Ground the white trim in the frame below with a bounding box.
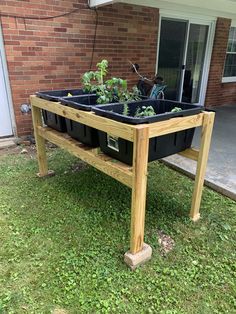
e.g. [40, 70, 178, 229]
[222, 26, 236, 82]
[160, 9, 217, 24]
[222, 76, 236, 83]
[89, 0, 115, 7]
[231, 20, 236, 27]
[198, 20, 216, 106]
[155, 15, 162, 75]
[0, 24, 16, 136]
[93, 0, 236, 20]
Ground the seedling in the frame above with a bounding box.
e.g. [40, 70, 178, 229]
[135, 106, 156, 117]
[122, 87, 142, 116]
[171, 107, 182, 113]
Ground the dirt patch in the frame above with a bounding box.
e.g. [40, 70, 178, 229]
[70, 161, 89, 172]
[0, 143, 58, 158]
[0, 144, 37, 157]
[158, 230, 175, 256]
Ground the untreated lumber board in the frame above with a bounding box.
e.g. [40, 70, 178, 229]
[30, 95, 134, 141]
[37, 126, 133, 188]
[31, 105, 48, 176]
[148, 113, 203, 138]
[130, 126, 149, 254]
[178, 148, 199, 161]
[190, 112, 215, 221]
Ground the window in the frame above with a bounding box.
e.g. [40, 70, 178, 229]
[223, 27, 236, 82]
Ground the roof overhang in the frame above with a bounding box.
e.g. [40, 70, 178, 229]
[89, 0, 236, 20]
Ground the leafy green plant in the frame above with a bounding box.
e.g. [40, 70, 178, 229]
[81, 59, 108, 93]
[122, 87, 142, 116]
[122, 103, 129, 116]
[82, 60, 141, 105]
[171, 107, 182, 113]
[97, 59, 108, 85]
[135, 105, 156, 117]
[97, 77, 127, 105]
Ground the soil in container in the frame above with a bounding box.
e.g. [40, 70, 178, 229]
[93, 99, 203, 165]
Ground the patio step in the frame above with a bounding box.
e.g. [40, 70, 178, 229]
[0, 138, 16, 150]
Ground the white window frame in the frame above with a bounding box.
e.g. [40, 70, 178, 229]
[222, 21, 236, 83]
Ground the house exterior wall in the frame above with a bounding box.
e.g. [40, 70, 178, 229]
[0, 1, 158, 136]
[0, 1, 235, 136]
[205, 17, 236, 107]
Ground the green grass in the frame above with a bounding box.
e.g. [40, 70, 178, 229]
[0, 148, 235, 313]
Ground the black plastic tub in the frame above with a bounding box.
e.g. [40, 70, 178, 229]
[60, 94, 99, 111]
[60, 95, 100, 147]
[36, 88, 87, 101]
[36, 89, 90, 132]
[93, 99, 203, 165]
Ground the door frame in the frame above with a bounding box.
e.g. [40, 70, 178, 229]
[0, 23, 16, 137]
[156, 10, 216, 106]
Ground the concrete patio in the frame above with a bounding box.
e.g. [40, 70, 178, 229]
[164, 104, 236, 201]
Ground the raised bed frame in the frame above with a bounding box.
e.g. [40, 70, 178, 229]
[30, 95, 215, 269]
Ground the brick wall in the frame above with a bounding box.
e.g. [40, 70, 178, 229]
[2, 1, 235, 136]
[0, 1, 159, 136]
[205, 17, 236, 107]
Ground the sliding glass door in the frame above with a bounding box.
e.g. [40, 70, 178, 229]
[157, 17, 211, 105]
[158, 19, 188, 101]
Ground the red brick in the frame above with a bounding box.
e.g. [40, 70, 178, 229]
[0, 1, 156, 136]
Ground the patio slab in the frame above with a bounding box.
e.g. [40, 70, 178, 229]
[0, 138, 16, 150]
[163, 104, 236, 201]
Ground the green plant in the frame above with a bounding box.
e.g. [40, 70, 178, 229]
[122, 103, 129, 116]
[120, 87, 142, 116]
[81, 59, 108, 93]
[171, 107, 182, 113]
[82, 60, 141, 105]
[97, 77, 127, 105]
[135, 105, 156, 117]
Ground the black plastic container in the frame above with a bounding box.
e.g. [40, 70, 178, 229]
[36, 89, 87, 101]
[94, 99, 203, 165]
[41, 110, 67, 132]
[60, 95, 100, 147]
[60, 95, 99, 111]
[36, 89, 90, 132]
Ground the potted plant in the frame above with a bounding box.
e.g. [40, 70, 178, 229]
[60, 60, 141, 147]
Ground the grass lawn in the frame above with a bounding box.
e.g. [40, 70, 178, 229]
[0, 147, 235, 313]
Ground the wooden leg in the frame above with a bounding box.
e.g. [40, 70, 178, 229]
[130, 127, 149, 253]
[31, 105, 52, 177]
[190, 112, 215, 221]
[124, 126, 152, 269]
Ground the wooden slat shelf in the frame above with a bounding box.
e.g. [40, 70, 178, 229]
[30, 95, 215, 268]
[37, 126, 133, 188]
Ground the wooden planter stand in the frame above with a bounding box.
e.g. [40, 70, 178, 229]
[30, 95, 215, 269]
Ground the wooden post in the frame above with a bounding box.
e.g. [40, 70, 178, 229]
[124, 126, 152, 269]
[190, 111, 215, 221]
[31, 104, 51, 177]
[130, 126, 149, 254]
